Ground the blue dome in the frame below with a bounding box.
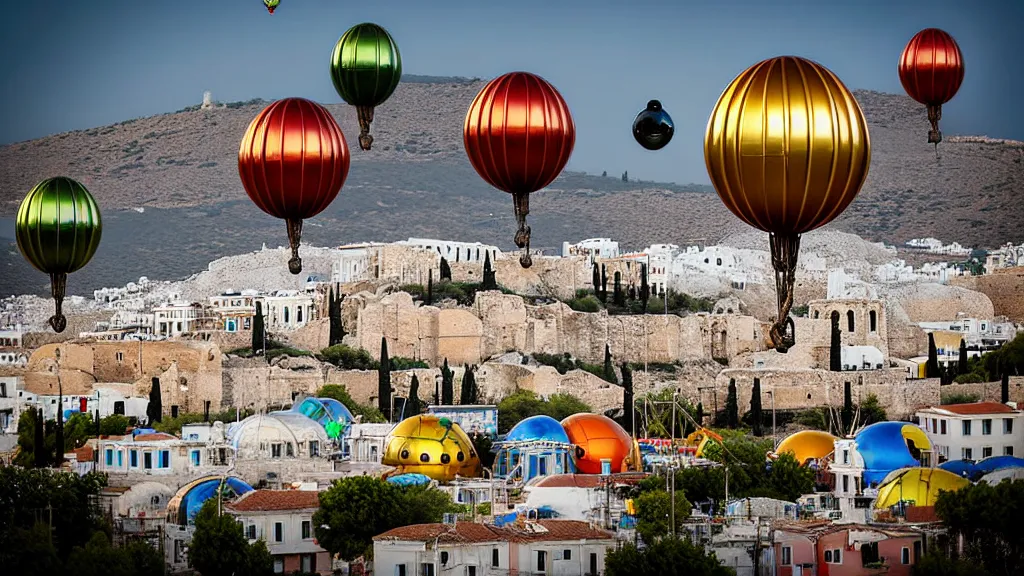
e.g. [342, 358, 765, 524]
[855, 422, 931, 486]
[505, 415, 571, 444]
[285, 397, 356, 437]
[386, 473, 433, 487]
[941, 456, 1024, 480]
[175, 476, 253, 525]
[939, 460, 975, 478]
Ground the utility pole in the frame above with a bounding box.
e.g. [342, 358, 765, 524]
[768, 389, 777, 449]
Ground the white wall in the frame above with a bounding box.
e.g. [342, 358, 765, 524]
[918, 410, 1023, 462]
[374, 539, 611, 576]
[234, 509, 323, 556]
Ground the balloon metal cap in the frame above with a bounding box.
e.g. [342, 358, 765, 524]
[646, 100, 662, 111]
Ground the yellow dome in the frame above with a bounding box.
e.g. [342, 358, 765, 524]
[774, 430, 837, 466]
[874, 467, 968, 509]
[382, 415, 482, 482]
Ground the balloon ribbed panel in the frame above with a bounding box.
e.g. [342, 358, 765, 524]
[16, 176, 102, 274]
[898, 28, 965, 106]
[704, 56, 871, 235]
[464, 72, 575, 195]
[238, 98, 350, 220]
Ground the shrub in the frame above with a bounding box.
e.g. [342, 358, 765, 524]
[318, 345, 379, 370]
[941, 392, 980, 405]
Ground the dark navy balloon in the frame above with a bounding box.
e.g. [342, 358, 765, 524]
[632, 100, 674, 151]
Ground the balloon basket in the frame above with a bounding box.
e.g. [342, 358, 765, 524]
[286, 218, 304, 275]
[768, 233, 800, 352]
[512, 192, 532, 269]
[49, 272, 68, 333]
[357, 105, 375, 151]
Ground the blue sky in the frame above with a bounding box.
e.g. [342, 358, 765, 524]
[0, 0, 1019, 184]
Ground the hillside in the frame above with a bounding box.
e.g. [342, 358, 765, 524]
[1, 76, 1021, 296]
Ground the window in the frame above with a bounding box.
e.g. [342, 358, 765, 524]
[901, 547, 910, 565]
[932, 418, 938, 433]
[272, 443, 282, 458]
[983, 419, 992, 435]
[861, 542, 880, 565]
[117, 451, 123, 467]
[301, 520, 311, 539]
[1005, 418, 1014, 434]
[781, 546, 792, 565]
[246, 524, 257, 539]
[492, 548, 499, 567]
[284, 308, 290, 324]
[116, 352, 124, 363]
[1006, 446, 1015, 456]
[842, 475, 849, 493]
[537, 550, 547, 572]
[420, 564, 435, 576]
[983, 447, 993, 458]
[114, 401, 125, 415]
[843, 450, 850, 464]
[273, 558, 284, 574]
[171, 406, 179, 418]
[832, 549, 842, 564]
[130, 450, 138, 468]
[297, 307, 303, 323]
[869, 310, 877, 332]
[105, 449, 113, 466]
[466, 567, 476, 576]
[440, 552, 449, 565]
[158, 450, 169, 468]
[274, 522, 283, 542]
[144, 452, 153, 469]
[847, 310, 855, 332]
[563, 549, 572, 560]
[962, 421, 972, 436]
[824, 550, 832, 562]
[396, 566, 407, 576]
[191, 450, 201, 466]
[941, 420, 947, 434]
[300, 554, 314, 573]
[589, 553, 598, 576]
[286, 443, 294, 457]
[962, 448, 973, 460]
[310, 441, 320, 457]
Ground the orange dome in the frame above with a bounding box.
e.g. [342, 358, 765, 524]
[561, 413, 633, 474]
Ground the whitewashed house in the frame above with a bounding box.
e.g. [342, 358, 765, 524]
[562, 238, 620, 260]
[331, 243, 385, 283]
[261, 290, 315, 330]
[153, 301, 203, 337]
[0, 376, 21, 433]
[208, 290, 259, 332]
[400, 238, 500, 264]
[916, 402, 1023, 462]
[373, 520, 615, 576]
[226, 489, 331, 575]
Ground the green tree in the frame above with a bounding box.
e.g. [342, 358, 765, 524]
[471, 433, 495, 469]
[606, 537, 735, 576]
[621, 363, 635, 434]
[725, 380, 739, 429]
[640, 263, 649, 312]
[378, 337, 392, 420]
[66, 531, 164, 576]
[841, 381, 853, 433]
[439, 257, 452, 281]
[496, 390, 591, 434]
[829, 312, 841, 371]
[319, 344, 378, 370]
[912, 551, 988, 576]
[314, 477, 455, 561]
[749, 378, 763, 437]
[317, 384, 386, 423]
[426, 269, 433, 305]
[481, 251, 497, 290]
[592, 263, 601, 295]
[934, 479, 1024, 576]
[601, 264, 608, 303]
[460, 365, 479, 405]
[859, 394, 888, 426]
[252, 300, 266, 356]
[189, 499, 267, 576]
[328, 285, 345, 346]
[441, 359, 454, 405]
[406, 374, 423, 416]
[958, 339, 968, 375]
[763, 453, 815, 501]
[613, 271, 625, 306]
[99, 414, 130, 435]
[5, 522, 61, 575]
[927, 332, 940, 378]
[603, 344, 618, 385]
[634, 489, 691, 543]
[240, 539, 275, 576]
[146, 377, 162, 425]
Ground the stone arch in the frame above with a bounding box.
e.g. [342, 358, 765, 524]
[847, 310, 855, 332]
[869, 310, 877, 333]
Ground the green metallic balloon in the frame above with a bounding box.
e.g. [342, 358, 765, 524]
[329, 22, 402, 151]
[16, 176, 102, 333]
[264, 0, 279, 14]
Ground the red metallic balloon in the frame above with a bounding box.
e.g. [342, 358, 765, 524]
[239, 98, 350, 274]
[898, 28, 965, 145]
[464, 72, 575, 268]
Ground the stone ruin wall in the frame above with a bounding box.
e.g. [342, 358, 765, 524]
[950, 268, 1024, 323]
[939, 377, 1024, 407]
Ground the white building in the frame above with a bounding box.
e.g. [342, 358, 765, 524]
[918, 317, 1017, 352]
[209, 290, 259, 333]
[261, 291, 316, 331]
[0, 376, 21, 434]
[397, 238, 501, 265]
[0, 350, 28, 367]
[229, 412, 332, 463]
[96, 430, 233, 478]
[839, 346, 885, 371]
[331, 243, 386, 284]
[562, 238, 619, 260]
[373, 519, 615, 576]
[153, 301, 203, 337]
[19, 384, 149, 423]
[0, 323, 24, 347]
[671, 244, 768, 293]
[226, 489, 331, 575]
[344, 422, 392, 463]
[826, 438, 877, 524]
[985, 242, 1024, 270]
[916, 402, 1023, 462]
[874, 259, 918, 283]
[826, 268, 877, 300]
[905, 238, 971, 256]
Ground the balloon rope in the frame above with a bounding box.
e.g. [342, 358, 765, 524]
[769, 233, 800, 352]
[356, 105, 375, 151]
[927, 104, 942, 146]
[286, 218, 304, 275]
[512, 192, 533, 268]
[49, 272, 68, 333]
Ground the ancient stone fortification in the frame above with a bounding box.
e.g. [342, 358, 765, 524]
[940, 377, 1024, 407]
[807, 299, 889, 357]
[24, 341, 223, 415]
[950, 268, 1024, 322]
[347, 291, 764, 368]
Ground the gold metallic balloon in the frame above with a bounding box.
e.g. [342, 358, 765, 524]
[16, 176, 102, 333]
[704, 56, 870, 351]
[382, 415, 482, 482]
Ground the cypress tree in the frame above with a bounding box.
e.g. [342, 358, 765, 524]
[426, 269, 434, 305]
[600, 264, 608, 303]
[328, 285, 344, 346]
[725, 379, 739, 429]
[603, 344, 618, 385]
[434, 377, 440, 406]
[696, 402, 705, 427]
[482, 251, 497, 290]
[613, 271, 625, 306]
[640, 263, 649, 312]
[54, 404, 64, 467]
[621, 362, 634, 434]
[750, 378, 763, 436]
[926, 332, 940, 379]
[592, 263, 601, 295]
[830, 312, 842, 372]
[958, 339, 968, 375]
[460, 365, 478, 405]
[440, 257, 452, 281]
[147, 377, 162, 424]
[407, 374, 423, 416]
[33, 408, 46, 468]
[441, 359, 454, 405]
[842, 381, 854, 434]
[378, 337, 391, 420]
[1001, 371, 1010, 404]
[252, 301, 266, 356]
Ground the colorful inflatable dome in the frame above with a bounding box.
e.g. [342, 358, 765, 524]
[561, 413, 637, 474]
[166, 475, 254, 526]
[386, 473, 433, 487]
[382, 414, 482, 482]
[506, 415, 572, 444]
[939, 455, 1024, 481]
[773, 430, 837, 466]
[873, 467, 968, 509]
[855, 422, 931, 486]
[495, 415, 576, 481]
[290, 396, 355, 439]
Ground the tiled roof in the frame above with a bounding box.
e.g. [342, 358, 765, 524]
[934, 402, 1016, 415]
[225, 490, 321, 512]
[904, 506, 940, 524]
[374, 520, 614, 544]
[73, 445, 94, 462]
[133, 433, 179, 442]
[772, 519, 920, 538]
[530, 473, 648, 489]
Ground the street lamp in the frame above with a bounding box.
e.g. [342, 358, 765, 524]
[767, 389, 777, 449]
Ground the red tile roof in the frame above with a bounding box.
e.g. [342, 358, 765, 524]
[530, 473, 648, 489]
[225, 490, 321, 512]
[73, 445, 94, 462]
[374, 520, 614, 544]
[938, 402, 1016, 415]
[904, 506, 940, 524]
[134, 433, 179, 442]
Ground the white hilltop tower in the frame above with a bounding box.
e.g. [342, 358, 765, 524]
[202, 91, 213, 109]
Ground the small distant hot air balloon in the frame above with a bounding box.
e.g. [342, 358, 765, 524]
[329, 23, 402, 151]
[705, 56, 870, 351]
[238, 98, 350, 275]
[16, 177, 102, 333]
[464, 72, 575, 268]
[632, 100, 674, 151]
[898, 28, 965, 146]
[264, 0, 279, 14]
